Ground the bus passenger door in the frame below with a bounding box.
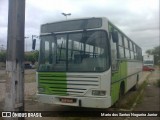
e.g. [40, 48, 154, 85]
[109, 28, 121, 104]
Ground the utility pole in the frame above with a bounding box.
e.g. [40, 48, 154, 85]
[5, 0, 25, 119]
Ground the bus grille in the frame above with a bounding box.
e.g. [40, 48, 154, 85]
[38, 73, 100, 96]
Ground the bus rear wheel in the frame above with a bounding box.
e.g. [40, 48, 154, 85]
[119, 82, 125, 99]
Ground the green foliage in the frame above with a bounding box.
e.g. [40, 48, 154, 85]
[25, 51, 39, 63]
[146, 49, 152, 55]
[0, 52, 6, 62]
[145, 46, 160, 65]
[0, 51, 39, 63]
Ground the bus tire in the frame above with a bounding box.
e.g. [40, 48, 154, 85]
[114, 82, 125, 107]
[119, 82, 125, 99]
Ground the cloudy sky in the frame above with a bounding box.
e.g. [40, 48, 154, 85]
[0, 0, 159, 54]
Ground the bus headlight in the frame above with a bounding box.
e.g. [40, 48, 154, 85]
[92, 90, 106, 96]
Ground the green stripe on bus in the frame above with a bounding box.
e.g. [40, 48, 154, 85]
[38, 72, 67, 95]
[111, 61, 127, 104]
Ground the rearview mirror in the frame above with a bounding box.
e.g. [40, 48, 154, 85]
[32, 39, 36, 50]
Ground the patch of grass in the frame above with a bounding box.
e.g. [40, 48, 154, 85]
[118, 92, 138, 109]
[156, 79, 160, 87]
[136, 93, 144, 104]
[132, 81, 147, 105]
[117, 81, 147, 109]
[138, 81, 147, 91]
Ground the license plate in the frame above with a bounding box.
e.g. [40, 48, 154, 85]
[60, 98, 74, 103]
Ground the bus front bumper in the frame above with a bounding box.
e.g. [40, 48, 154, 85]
[37, 94, 111, 108]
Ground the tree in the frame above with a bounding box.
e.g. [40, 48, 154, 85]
[0, 51, 6, 62]
[145, 46, 160, 65]
[33, 50, 39, 62]
[24, 51, 39, 64]
[146, 49, 153, 55]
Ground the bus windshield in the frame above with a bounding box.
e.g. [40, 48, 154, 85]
[143, 60, 154, 64]
[38, 30, 109, 72]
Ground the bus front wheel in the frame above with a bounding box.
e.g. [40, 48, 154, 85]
[114, 82, 125, 108]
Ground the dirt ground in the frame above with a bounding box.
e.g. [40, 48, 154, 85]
[0, 68, 159, 120]
[0, 70, 150, 110]
[127, 68, 160, 120]
[0, 69, 36, 110]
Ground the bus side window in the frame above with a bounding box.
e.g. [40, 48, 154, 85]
[118, 33, 125, 58]
[110, 30, 118, 70]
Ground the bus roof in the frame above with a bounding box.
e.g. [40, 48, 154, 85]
[41, 17, 106, 26]
[40, 17, 141, 49]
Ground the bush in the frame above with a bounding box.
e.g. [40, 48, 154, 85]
[25, 51, 39, 64]
[0, 51, 39, 63]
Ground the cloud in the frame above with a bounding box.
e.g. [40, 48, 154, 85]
[0, 0, 159, 52]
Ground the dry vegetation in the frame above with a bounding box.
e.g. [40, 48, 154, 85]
[0, 68, 36, 83]
[24, 69, 36, 83]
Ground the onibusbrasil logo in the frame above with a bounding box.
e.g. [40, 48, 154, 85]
[2, 112, 42, 118]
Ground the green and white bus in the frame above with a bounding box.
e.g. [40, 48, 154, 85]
[37, 17, 142, 108]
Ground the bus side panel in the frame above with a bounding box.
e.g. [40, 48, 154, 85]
[126, 61, 138, 91]
[126, 61, 142, 91]
[111, 61, 127, 104]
